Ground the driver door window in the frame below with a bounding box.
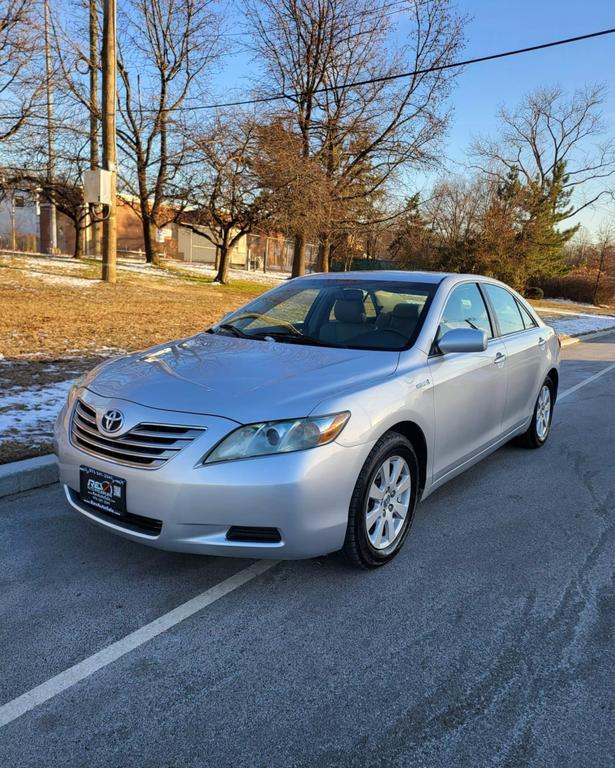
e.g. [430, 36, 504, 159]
[438, 283, 493, 342]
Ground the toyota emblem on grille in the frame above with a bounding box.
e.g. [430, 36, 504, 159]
[102, 409, 124, 433]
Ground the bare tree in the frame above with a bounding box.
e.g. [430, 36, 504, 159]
[178, 118, 268, 284]
[30, 173, 91, 258]
[247, 0, 465, 274]
[114, 0, 221, 264]
[246, 0, 343, 275]
[8, 109, 94, 258]
[591, 224, 615, 304]
[472, 85, 615, 220]
[424, 177, 485, 247]
[0, 0, 39, 144]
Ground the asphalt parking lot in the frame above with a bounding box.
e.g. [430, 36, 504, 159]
[1, 335, 614, 768]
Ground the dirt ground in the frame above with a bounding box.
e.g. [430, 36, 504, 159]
[0, 254, 272, 360]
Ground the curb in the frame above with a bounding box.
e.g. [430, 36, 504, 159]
[0, 327, 614, 500]
[559, 326, 615, 347]
[0, 454, 58, 500]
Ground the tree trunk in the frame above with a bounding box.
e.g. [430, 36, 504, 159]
[90, 204, 102, 256]
[150, 222, 161, 266]
[73, 220, 84, 259]
[137, 163, 158, 265]
[592, 248, 605, 305]
[142, 217, 158, 265]
[291, 232, 305, 277]
[319, 236, 331, 272]
[214, 234, 230, 284]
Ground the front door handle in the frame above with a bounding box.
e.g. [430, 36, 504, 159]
[494, 351, 506, 365]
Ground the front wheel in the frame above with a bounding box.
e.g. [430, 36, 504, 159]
[342, 432, 420, 569]
[516, 378, 554, 449]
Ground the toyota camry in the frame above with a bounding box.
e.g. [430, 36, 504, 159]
[54, 271, 560, 568]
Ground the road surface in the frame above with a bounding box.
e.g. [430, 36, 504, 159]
[1, 335, 614, 767]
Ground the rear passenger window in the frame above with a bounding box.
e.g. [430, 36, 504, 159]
[483, 285, 525, 335]
[438, 283, 493, 339]
[516, 300, 537, 329]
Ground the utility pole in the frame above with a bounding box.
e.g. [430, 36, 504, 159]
[101, 0, 117, 283]
[43, 0, 57, 253]
[89, 0, 101, 258]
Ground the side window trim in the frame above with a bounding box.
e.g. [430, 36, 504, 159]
[515, 297, 538, 329]
[477, 281, 499, 339]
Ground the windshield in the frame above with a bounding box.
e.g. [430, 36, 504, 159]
[212, 278, 437, 351]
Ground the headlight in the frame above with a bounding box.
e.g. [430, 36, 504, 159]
[203, 412, 350, 464]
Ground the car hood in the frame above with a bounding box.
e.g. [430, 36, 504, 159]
[86, 333, 399, 423]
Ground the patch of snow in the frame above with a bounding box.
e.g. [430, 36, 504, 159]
[538, 308, 592, 317]
[540, 298, 610, 309]
[27, 272, 99, 288]
[1, 253, 91, 272]
[0, 379, 73, 446]
[166, 261, 286, 285]
[93, 346, 127, 356]
[548, 314, 615, 338]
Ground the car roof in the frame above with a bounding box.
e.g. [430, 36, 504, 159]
[294, 270, 466, 285]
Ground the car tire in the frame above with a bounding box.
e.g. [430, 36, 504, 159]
[516, 376, 555, 449]
[342, 432, 420, 569]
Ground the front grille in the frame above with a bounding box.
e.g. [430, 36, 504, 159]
[226, 526, 282, 543]
[71, 399, 205, 469]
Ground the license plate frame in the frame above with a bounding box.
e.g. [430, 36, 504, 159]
[79, 465, 127, 517]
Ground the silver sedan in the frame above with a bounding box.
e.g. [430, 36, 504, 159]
[54, 271, 560, 568]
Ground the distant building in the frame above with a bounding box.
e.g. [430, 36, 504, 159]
[0, 185, 318, 273]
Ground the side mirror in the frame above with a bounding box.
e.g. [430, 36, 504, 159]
[438, 328, 488, 354]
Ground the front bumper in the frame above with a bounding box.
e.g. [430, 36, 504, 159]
[55, 391, 374, 559]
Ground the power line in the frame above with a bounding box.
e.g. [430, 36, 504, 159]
[181, 26, 615, 112]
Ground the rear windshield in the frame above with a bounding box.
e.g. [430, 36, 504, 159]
[217, 279, 437, 351]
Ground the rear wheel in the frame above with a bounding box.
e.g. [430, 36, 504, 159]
[517, 377, 554, 449]
[342, 432, 420, 568]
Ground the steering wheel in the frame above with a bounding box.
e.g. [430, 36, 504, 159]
[231, 312, 303, 336]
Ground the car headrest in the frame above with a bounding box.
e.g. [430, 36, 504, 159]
[339, 288, 364, 302]
[392, 302, 419, 320]
[334, 298, 365, 324]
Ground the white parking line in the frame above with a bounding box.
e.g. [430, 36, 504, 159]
[558, 362, 615, 401]
[0, 559, 278, 729]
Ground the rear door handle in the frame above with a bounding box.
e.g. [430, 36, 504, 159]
[494, 352, 506, 365]
[538, 336, 546, 347]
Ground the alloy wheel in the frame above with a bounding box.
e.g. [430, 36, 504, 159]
[536, 384, 551, 441]
[365, 455, 411, 550]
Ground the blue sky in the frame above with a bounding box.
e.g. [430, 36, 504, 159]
[212, 0, 615, 235]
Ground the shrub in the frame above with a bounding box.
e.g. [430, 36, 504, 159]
[537, 273, 615, 306]
[524, 286, 544, 300]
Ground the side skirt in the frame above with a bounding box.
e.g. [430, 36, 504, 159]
[420, 420, 531, 501]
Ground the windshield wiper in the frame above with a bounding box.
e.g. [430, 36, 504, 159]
[211, 323, 256, 340]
